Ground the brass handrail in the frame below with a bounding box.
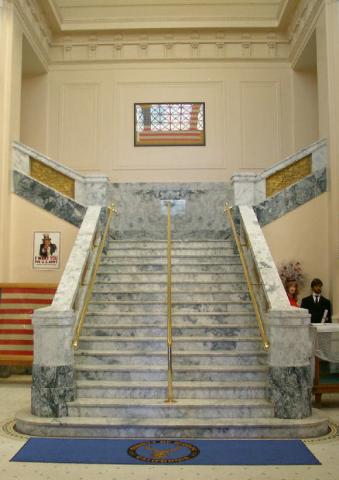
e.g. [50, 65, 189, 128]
[166, 203, 175, 403]
[224, 203, 270, 351]
[72, 204, 117, 349]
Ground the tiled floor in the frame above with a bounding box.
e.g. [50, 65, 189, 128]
[1, 376, 339, 480]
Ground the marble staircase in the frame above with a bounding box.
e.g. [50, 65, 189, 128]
[67, 238, 279, 437]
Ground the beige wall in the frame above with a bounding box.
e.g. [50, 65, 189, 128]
[292, 68, 319, 151]
[9, 195, 78, 284]
[20, 73, 48, 154]
[314, 2, 339, 318]
[0, 5, 23, 281]
[45, 63, 297, 182]
[263, 193, 329, 301]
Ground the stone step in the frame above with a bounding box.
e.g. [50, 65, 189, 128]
[77, 336, 262, 351]
[101, 256, 240, 265]
[67, 398, 274, 419]
[90, 291, 250, 303]
[75, 379, 267, 399]
[84, 312, 257, 325]
[104, 248, 236, 257]
[92, 282, 248, 293]
[87, 301, 253, 314]
[75, 365, 268, 382]
[107, 241, 233, 249]
[75, 350, 267, 366]
[15, 409, 329, 439]
[96, 272, 245, 282]
[97, 263, 244, 273]
[81, 324, 259, 337]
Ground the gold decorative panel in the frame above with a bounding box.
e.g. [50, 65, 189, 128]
[30, 158, 75, 199]
[266, 155, 312, 198]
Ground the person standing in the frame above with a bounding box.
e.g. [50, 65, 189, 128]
[301, 278, 332, 323]
[285, 280, 299, 307]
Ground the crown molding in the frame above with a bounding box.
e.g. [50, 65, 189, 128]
[48, 30, 289, 63]
[12, 0, 53, 68]
[288, 0, 324, 68]
[36, 0, 63, 32]
[11, 0, 326, 68]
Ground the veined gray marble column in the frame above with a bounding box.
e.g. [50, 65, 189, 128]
[266, 309, 313, 419]
[32, 309, 76, 417]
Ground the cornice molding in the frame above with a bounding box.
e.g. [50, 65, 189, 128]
[11, 0, 326, 67]
[288, 0, 324, 67]
[13, 0, 53, 67]
[49, 31, 289, 63]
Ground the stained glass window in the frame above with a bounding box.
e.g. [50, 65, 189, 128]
[134, 102, 205, 146]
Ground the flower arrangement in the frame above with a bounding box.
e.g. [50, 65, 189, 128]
[278, 261, 304, 287]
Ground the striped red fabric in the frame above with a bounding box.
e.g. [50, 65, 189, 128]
[0, 285, 56, 365]
[1, 298, 53, 304]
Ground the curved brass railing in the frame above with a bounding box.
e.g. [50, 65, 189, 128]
[166, 203, 175, 403]
[72, 204, 117, 349]
[224, 203, 270, 351]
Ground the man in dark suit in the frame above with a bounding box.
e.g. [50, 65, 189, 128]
[301, 278, 332, 323]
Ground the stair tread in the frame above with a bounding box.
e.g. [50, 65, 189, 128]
[75, 365, 267, 372]
[86, 312, 254, 316]
[92, 288, 248, 295]
[94, 282, 247, 285]
[75, 349, 267, 356]
[108, 243, 232, 247]
[79, 335, 261, 341]
[76, 380, 266, 388]
[103, 255, 239, 259]
[68, 398, 272, 406]
[83, 323, 257, 328]
[88, 300, 252, 304]
[17, 408, 327, 427]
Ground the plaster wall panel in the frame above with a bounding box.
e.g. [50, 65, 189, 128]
[263, 193, 329, 300]
[46, 63, 294, 182]
[240, 81, 281, 169]
[20, 74, 48, 154]
[292, 69, 319, 151]
[9, 195, 78, 284]
[57, 83, 100, 171]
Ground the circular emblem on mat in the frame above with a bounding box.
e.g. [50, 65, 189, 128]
[127, 440, 200, 464]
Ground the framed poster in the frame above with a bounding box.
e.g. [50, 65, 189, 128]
[33, 232, 60, 269]
[134, 102, 205, 146]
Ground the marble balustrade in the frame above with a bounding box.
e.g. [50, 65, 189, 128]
[238, 206, 313, 419]
[32, 206, 108, 417]
[13, 170, 87, 227]
[231, 138, 327, 206]
[109, 181, 233, 240]
[12, 142, 110, 206]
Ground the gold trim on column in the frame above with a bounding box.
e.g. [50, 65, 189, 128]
[266, 155, 311, 197]
[30, 158, 75, 199]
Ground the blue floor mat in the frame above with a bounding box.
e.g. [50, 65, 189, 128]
[11, 438, 320, 465]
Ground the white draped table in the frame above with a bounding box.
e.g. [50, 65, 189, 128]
[311, 324, 339, 404]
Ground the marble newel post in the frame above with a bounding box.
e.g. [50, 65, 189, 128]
[266, 309, 313, 418]
[31, 309, 76, 417]
[31, 206, 103, 417]
[239, 206, 313, 419]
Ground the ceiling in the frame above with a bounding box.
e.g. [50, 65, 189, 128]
[37, 0, 300, 33]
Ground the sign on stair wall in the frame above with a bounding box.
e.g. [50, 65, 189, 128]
[33, 232, 60, 269]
